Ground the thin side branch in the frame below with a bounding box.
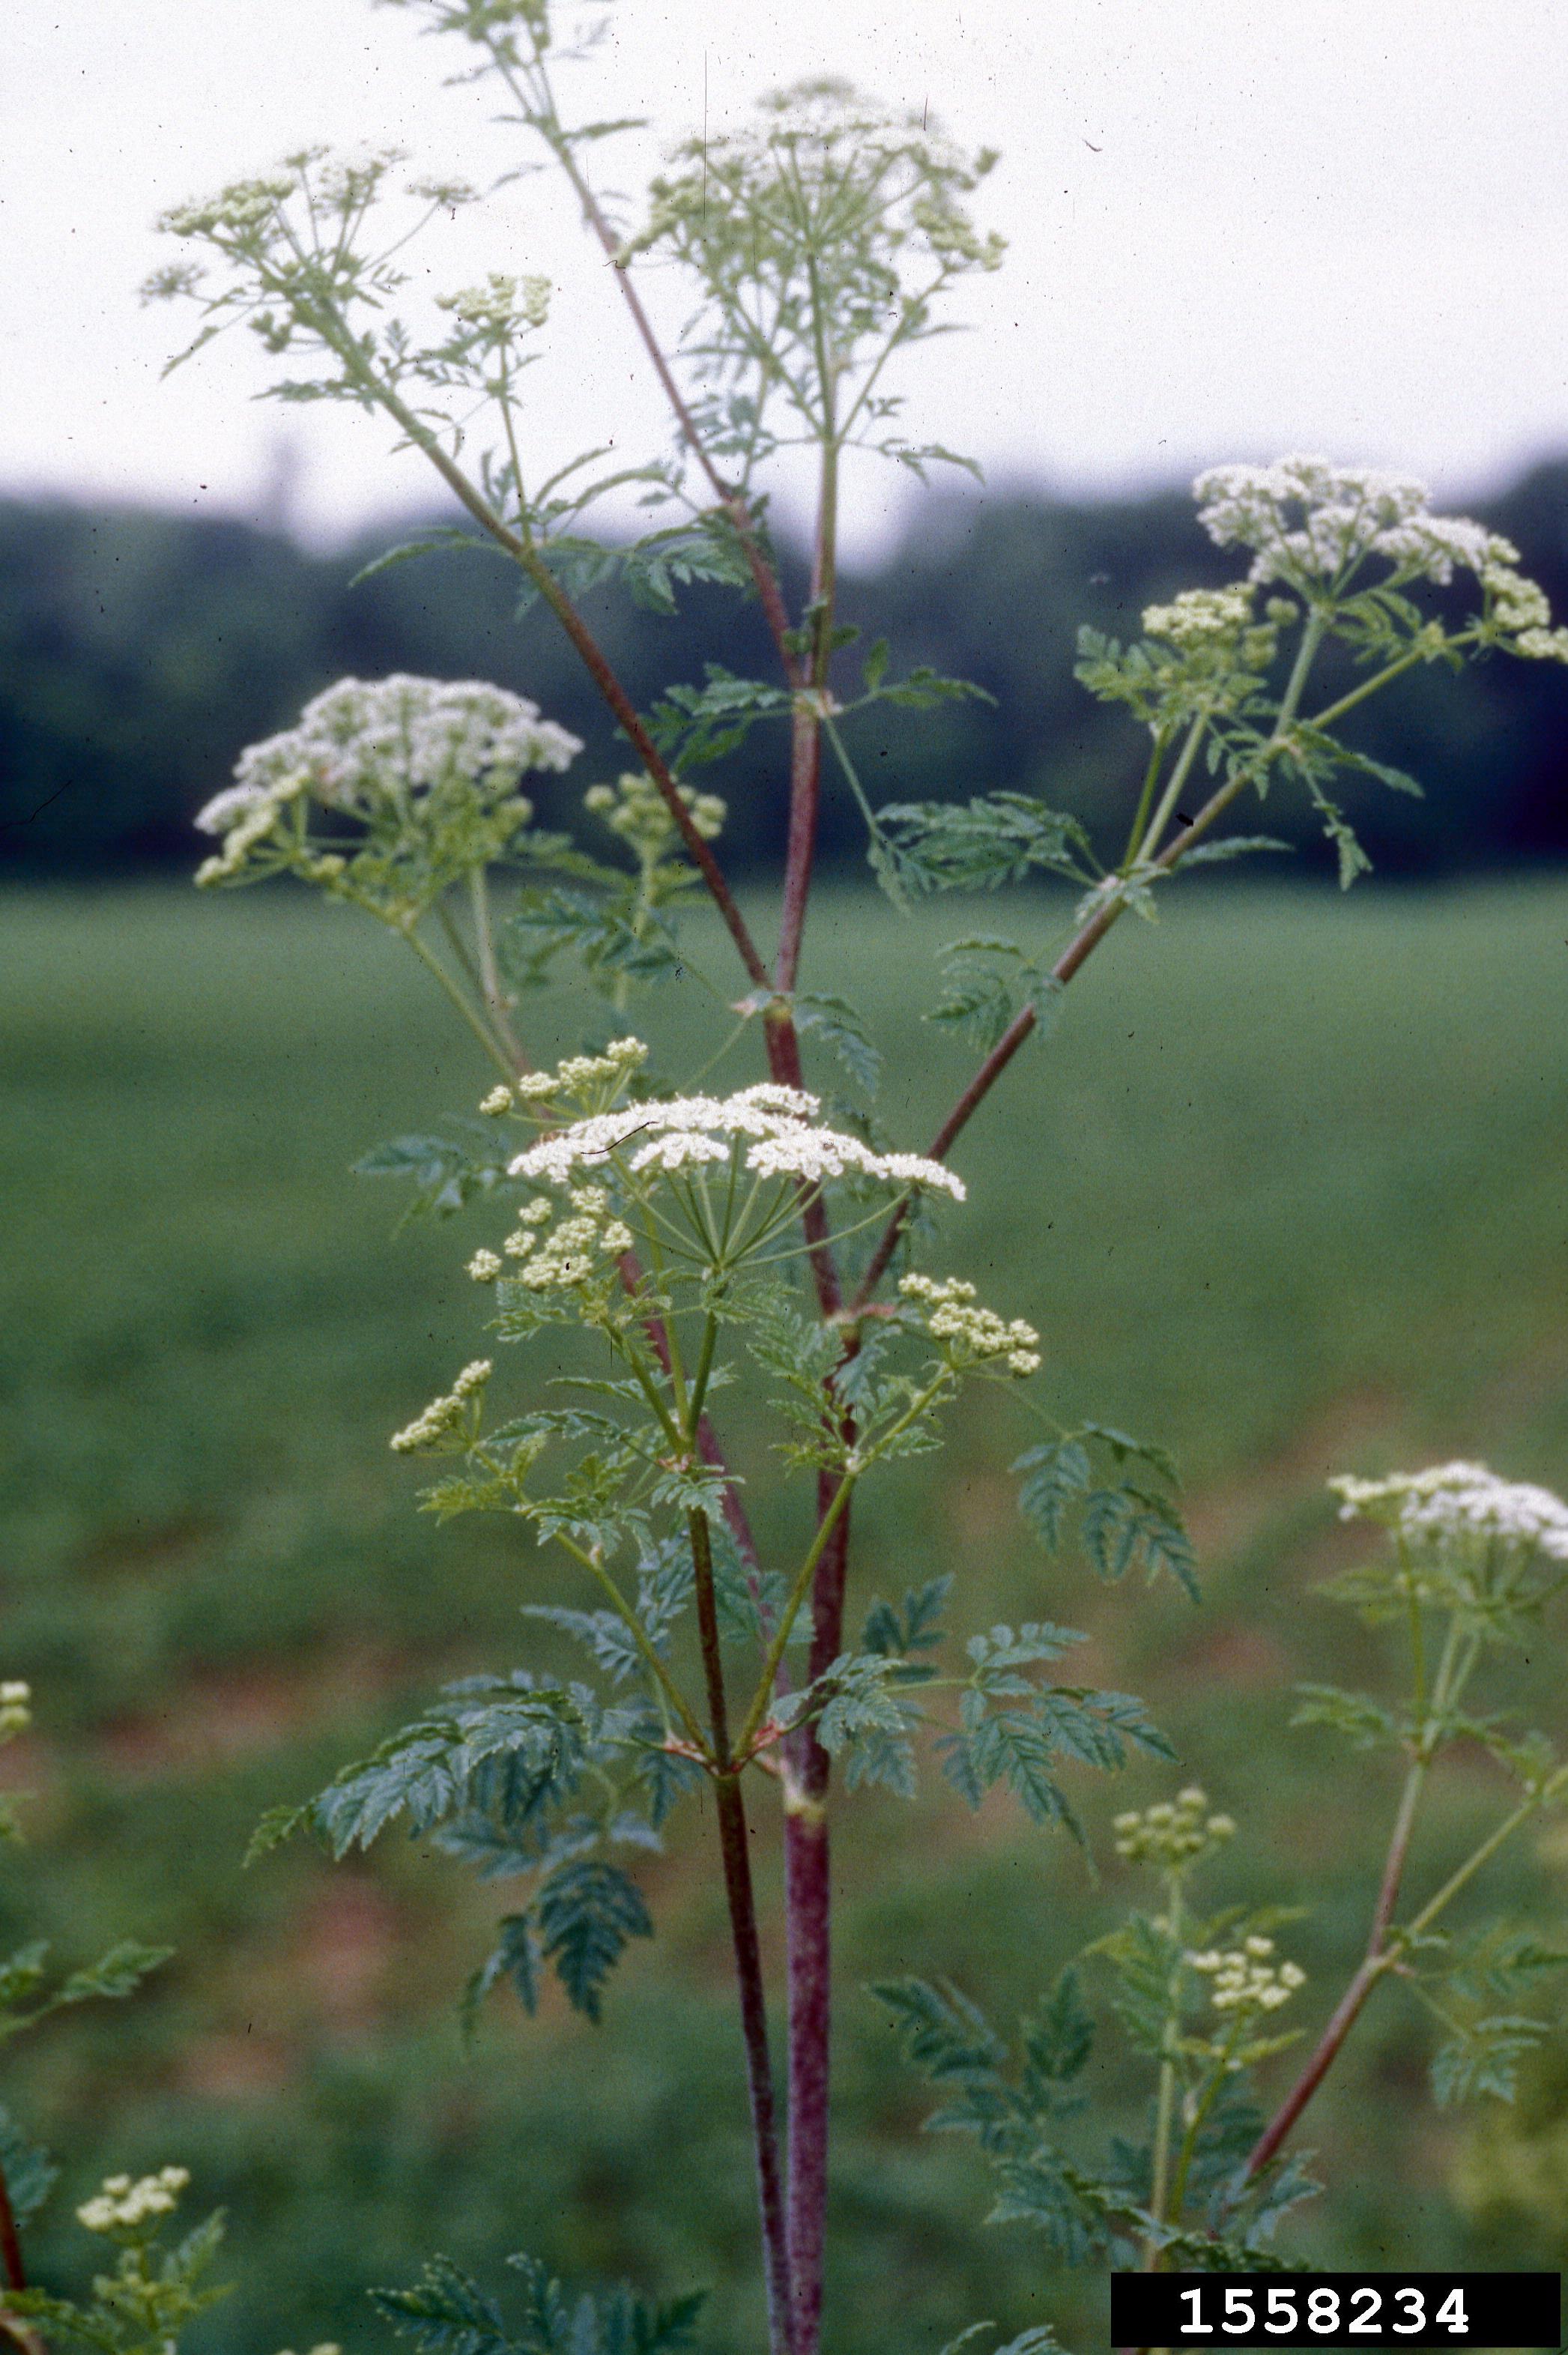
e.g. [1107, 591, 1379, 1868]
[560, 160, 804, 686]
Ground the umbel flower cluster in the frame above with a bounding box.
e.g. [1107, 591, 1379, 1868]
[897, 1274, 1040, 1376]
[390, 1360, 492, 1455]
[194, 674, 581, 889]
[1332, 1461, 1568, 1562]
[0, 1678, 30, 1741]
[1186, 1936, 1307, 2016]
[76, 2166, 191, 2235]
[482, 1185, 635, 1293]
[585, 773, 727, 862]
[1112, 1784, 1236, 1866]
[495, 1042, 964, 1200]
[1193, 456, 1568, 659]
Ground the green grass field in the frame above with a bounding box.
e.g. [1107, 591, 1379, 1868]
[2, 879, 1567, 2352]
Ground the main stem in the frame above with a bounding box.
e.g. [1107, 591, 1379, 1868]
[688, 1510, 795, 2355]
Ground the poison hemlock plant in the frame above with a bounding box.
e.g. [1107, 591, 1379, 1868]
[137, 2, 1568, 2347]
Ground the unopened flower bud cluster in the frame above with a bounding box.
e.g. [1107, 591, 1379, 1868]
[1185, 1935, 1306, 2015]
[1112, 1786, 1235, 1866]
[474, 1185, 635, 1294]
[438, 271, 551, 335]
[898, 1274, 1039, 1375]
[0, 1681, 31, 1741]
[390, 1359, 492, 1454]
[1140, 585, 1278, 673]
[585, 773, 726, 862]
[476, 1038, 651, 1129]
[77, 2166, 190, 2234]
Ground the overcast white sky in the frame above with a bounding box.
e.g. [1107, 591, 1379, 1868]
[7, 1, 1568, 554]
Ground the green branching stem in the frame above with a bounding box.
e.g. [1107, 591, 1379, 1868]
[1163, 2010, 1249, 2230]
[551, 1528, 708, 1754]
[467, 865, 530, 1068]
[1240, 1615, 1561, 2188]
[1121, 728, 1171, 872]
[1136, 716, 1208, 865]
[733, 1370, 952, 1761]
[1142, 1871, 1187, 2264]
[401, 924, 518, 1080]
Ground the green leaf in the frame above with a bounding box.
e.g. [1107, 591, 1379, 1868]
[534, 1858, 653, 2022]
[464, 1914, 542, 2033]
[1029, 1687, 1172, 1771]
[1020, 1968, 1096, 2088]
[0, 2102, 57, 2223]
[354, 1131, 509, 1221]
[303, 1689, 590, 1859]
[1291, 1683, 1403, 1750]
[645, 665, 791, 770]
[1014, 1439, 1092, 1550]
[781, 1652, 925, 1798]
[940, 1700, 1082, 1838]
[793, 992, 883, 1095]
[1080, 1485, 1198, 1598]
[876, 796, 1095, 896]
[1170, 834, 1292, 871]
[871, 1977, 1008, 2082]
[348, 527, 492, 587]
[502, 888, 684, 996]
[51, 1941, 173, 2008]
[374, 2255, 518, 2355]
[1430, 2013, 1546, 2106]
[861, 1573, 954, 1659]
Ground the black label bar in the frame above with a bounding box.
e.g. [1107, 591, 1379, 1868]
[1110, 2271, 1561, 2350]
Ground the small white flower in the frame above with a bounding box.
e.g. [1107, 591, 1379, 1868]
[507, 1075, 964, 1201]
[76, 2165, 191, 2234]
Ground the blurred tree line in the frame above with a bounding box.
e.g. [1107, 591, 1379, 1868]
[5, 462, 1568, 880]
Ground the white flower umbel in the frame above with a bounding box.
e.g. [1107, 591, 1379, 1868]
[1331, 1462, 1568, 1562]
[195, 674, 582, 891]
[0, 1680, 31, 1741]
[1190, 457, 1568, 664]
[204, 674, 580, 829]
[506, 1065, 963, 1200]
[77, 2165, 191, 2234]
